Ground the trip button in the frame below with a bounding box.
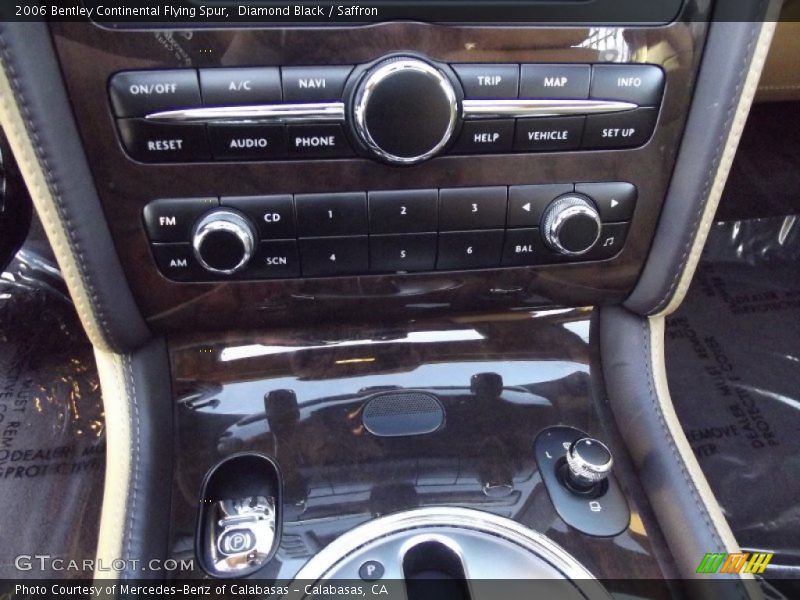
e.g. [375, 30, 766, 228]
[520, 65, 590, 99]
[208, 124, 287, 160]
[222, 195, 295, 239]
[143, 197, 218, 242]
[369, 189, 437, 234]
[440, 187, 507, 231]
[437, 230, 504, 270]
[287, 124, 354, 158]
[282, 66, 353, 102]
[296, 192, 367, 237]
[508, 184, 573, 228]
[583, 108, 658, 149]
[200, 67, 282, 106]
[452, 120, 514, 154]
[300, 236, 369, 276]
[370, 233, 437, 273]
[151, 243, 206, 281]
[514, 116, 584, 152]
[452, 64, 520, 99]
[117, 119, 210, 162]
[585, 223, 630, 260]
[590, 65, 664, 106]
[109, 70, 200, 117]
[240, 240, 300, 279]
[575, 182, 637, 221]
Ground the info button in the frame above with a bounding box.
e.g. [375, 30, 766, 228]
[287, 124, 354, 158]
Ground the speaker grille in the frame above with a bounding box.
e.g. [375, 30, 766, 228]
[362, 392, 444, 437]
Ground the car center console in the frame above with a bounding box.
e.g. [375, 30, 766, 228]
[48, 10, 708, 333]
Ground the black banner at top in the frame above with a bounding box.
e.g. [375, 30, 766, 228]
[0, 1, 790, 26]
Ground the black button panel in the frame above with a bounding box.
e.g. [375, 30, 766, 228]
[109, 62, 665, 163]
[144, 183, 634, 281]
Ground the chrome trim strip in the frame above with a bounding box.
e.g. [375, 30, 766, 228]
[144, 102, 346, 124]
[462, 99, 637, 120]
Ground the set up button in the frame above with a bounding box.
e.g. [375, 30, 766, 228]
[583, 108, 658, 150]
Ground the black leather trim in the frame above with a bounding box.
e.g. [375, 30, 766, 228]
[0, 21, 150, 352]
[599, 306, 752, 598]
[625, 1, 769, 315]
[118, 337, 174, 579]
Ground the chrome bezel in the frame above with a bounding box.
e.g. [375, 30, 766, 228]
[566, 438, 614, 483]
[543, 195, 602, 257]
[192, 209, 256, 276]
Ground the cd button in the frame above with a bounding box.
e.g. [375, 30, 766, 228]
[222, 195, 296, 239]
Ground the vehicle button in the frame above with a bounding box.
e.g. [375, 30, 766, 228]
[575, 182, 637, 221]
[282, 66, 354, 102]
[452, 64, 520, 99]
[239, 240, 301, 279]
[143, 197, 218, 242]
[520, 65, 590, 99]
[151, 243, 206, 281]
[208, 124, 287, 160]
[295, 192, 367, 237]
[502, 228, 555, 266]
[287, 124, 354, 158]
[200, 67, 282, 106]
[437, 230, 504, 270]
[369, 189, 437, 234]
[514, 116, 584, 152]
[507, 184, 573, 228]
[300, 236, 368, 276]
[109, 70, 201, 117]
[452, 120, 515, 154]
[370, 233, 437, 273]
[583, 108, 658, 149]
[590, 65, 664, 106]
[585, 222, 630, 260]
[222, 195, 295, 239]
[117, 119, 210, 162]
[440, 187, 507, 231]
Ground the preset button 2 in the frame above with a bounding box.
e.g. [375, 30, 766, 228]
[369, 190, 438, 234]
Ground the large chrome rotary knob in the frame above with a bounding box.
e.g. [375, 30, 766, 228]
[192, 209, 256, 276]
[352, 57, 459, 165]
[541, 194, 602, 256]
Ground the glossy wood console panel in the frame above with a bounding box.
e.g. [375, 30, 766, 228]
[50, 12, 709, 334]
[167, 310, 677, 589]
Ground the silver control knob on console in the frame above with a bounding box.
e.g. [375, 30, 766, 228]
[192, 209, 256, 275]
[353, 57, 459, 165]
[566, 437, 613, 489]
[542, 194, 602, 256]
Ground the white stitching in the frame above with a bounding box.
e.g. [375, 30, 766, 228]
[651, 16, 764, 314]
[0, 26, 122, 351]
[123, 355, 141, 578]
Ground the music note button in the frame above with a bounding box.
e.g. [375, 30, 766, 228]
[586, 222, 630, 260]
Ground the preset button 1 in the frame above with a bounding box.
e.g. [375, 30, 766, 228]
[296, 192, 367, 237]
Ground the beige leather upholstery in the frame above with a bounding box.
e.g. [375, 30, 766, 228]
[756, 5, 800, 102]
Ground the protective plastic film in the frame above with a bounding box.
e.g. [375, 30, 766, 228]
[0, 248, 104, 578]
[666, 215, 800, 574]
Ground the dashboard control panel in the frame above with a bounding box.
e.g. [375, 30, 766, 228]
[143, 182, 636, 281]
[110, 58, 664, 165]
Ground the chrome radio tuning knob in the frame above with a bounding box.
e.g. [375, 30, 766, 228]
[192, 209, 257, 276]
[541, 194, 602, 256]
[352, 57, 460, 165]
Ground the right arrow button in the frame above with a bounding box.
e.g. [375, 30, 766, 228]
[575, 182, 637, 222]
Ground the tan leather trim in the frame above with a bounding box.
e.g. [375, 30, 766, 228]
[93, 349, 133, 580]
[0, 51, 113, 352]
[657, 15, 779, 317]
[757, 20, 800, 102]
[648, 317, 762, 597]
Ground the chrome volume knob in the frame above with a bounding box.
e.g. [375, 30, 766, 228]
[352, 57, 459, 165]
[541, 194, 602, 256]
[192, 209, 256, 276]
[565, 438, 614, 488]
